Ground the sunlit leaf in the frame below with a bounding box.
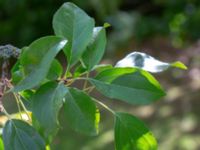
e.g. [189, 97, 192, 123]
[64, 88, 100, 136]
[12, 36, 67, 92]
[115, 112, 157, 150]
[53, 2, 94, 65]
[3, 119, 45, 150]
[89, 67, 165, 105]
[115, 51, 187, 73]
[0, 137, 4, 150]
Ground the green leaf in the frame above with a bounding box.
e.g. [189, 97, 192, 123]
[2, 119, 45, 150]
[116, 51, 187, 73]
[64, 88, 100, 136]
[11, 61, 24, 85]
[12, 36, 67, 92]
[0, 137, 4, 150]
[19, 90, 35, 111]
[73, 64, 87, 77]
[53, 2, 94, 65]
[171, 61, 187, 69]
[93, 64, 113, 73]
[89, 68, 165, 105]
[32, 81, 67, 142]
[47, 59, 63, 80]
[82, 27, 107, 70]
[115, 112, 157, 150]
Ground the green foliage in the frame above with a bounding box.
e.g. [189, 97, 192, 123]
[53, 2, 94, 66]
[115, 112, 157, 150]
[32, 82, 67, 143]
[89, 68, 165, 105]
[12, 36, 67, 92]
[1, 2, 186, 150]
[0, 138, 4, 150]
[64, 88, 100, 136]
[3, 119, 45, 150]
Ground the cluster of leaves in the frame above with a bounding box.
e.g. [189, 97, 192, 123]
[0, 2, 187, 150]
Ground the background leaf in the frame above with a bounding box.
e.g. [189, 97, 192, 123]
[64, 88, 100, 136]
[89, 67, 165, 105]
[12, 36, 67, 92]
[3, 119, 45, 150]
[115, 51, 187, 73]
[115, 112, 157, 150]
[82, 27, 107, 70]
[32, 82, 67, 143]
[53, 2, 94, 65]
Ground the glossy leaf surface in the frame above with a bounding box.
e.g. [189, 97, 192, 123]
[3, 119, 45, 150]
[32, 82, 67, 142]
[115, 112, 157, 150]
[12, 36, 67, 92]
[116, 52, 187, 73]
[82, 27, 106, 70]
[64, 88, 100, 136]
[89, 68, 165, 105]
[53, 2, 94, 65]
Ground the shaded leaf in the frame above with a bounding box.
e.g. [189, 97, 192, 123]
[73, 64, 87, 77]
[2, 119, 45, 150]
[47, 59, 63, 80]
[93, 64, 113, 73]
[12, 36, 67, 92]
[32, 82, 67, 142]
[11, 61, 24, 85]
[115, 51, 187, 73]
[82, 27, 107, 70]
[64, 88, 100, 136]
[89, 68, 165, 105]
[19, 90, 35, 111]
[53, 2, 94, 65]
[115, 112, 157, 150]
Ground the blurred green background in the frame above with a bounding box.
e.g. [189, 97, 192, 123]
[1, 0, 200, 150]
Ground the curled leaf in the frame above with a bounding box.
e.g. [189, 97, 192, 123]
[116, 51, 187, 73]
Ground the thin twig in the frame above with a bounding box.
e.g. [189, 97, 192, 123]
[91, 98, 115, 115]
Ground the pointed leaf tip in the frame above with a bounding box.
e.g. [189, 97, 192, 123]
[171, 61, 187, 70]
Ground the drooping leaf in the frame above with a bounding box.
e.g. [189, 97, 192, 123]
[32, 81, 67, 142]
[64, 88, 100, 136]
[82, 27, 107, 70]
[0, 137, 4, 150]
[115, 51, 187, 73]
[2, 119, 45, 150]
[53, 2, 94, 65]
[89, 67, 165, 105]
[47, 59, 63, 80]
[114, 112, 157, 150]
[12, 36, 67, 92]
